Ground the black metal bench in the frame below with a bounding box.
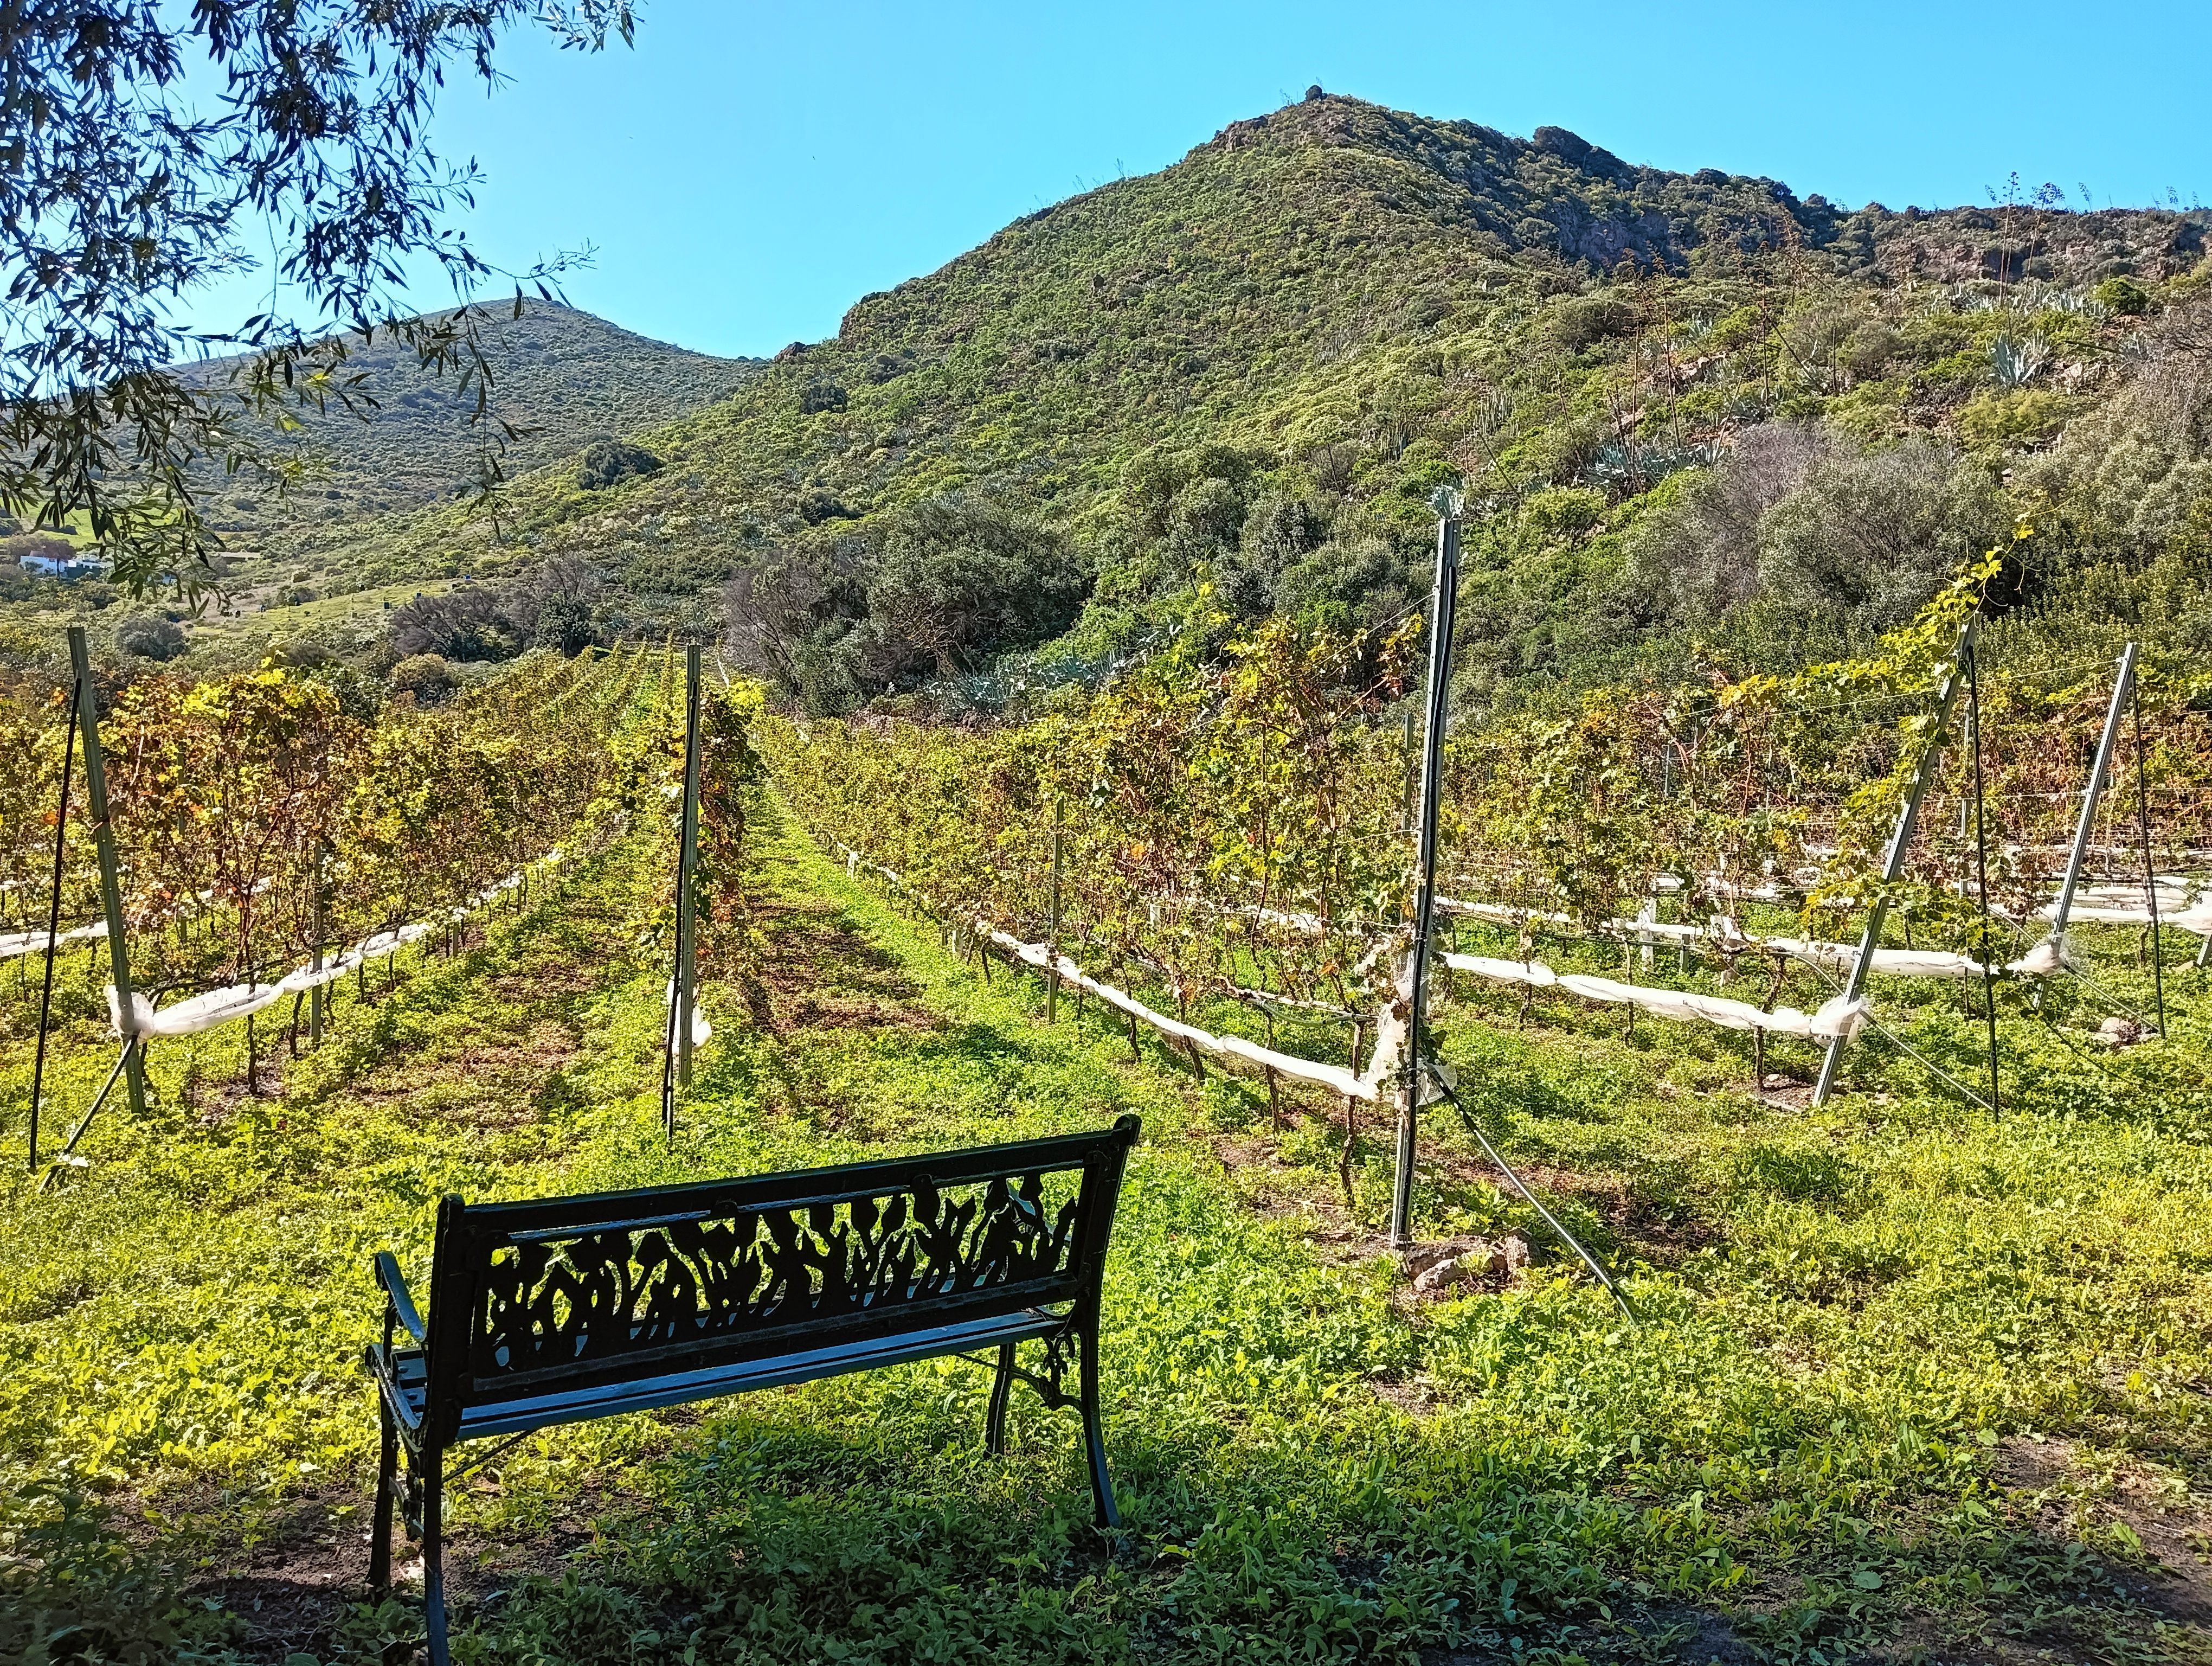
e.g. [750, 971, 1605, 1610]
[365, 1115, 1139, 1665]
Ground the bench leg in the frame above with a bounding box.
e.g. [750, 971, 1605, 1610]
[421, 1447, 451, 1666]
[369, 1398, 397, 1595]
[1078, 1326, 1119, 1530]
[986, 1342, 1017, 1456]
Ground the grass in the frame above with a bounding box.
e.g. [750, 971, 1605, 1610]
[4, 798, 2212, 1663]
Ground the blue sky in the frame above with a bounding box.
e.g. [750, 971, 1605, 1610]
[186, 0, 2212, 362]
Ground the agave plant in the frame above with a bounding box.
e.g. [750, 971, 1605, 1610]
[1990, 331, 2052, 389]
[1589, 439, 1715, 490]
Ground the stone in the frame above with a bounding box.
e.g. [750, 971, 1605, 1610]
[1413, 1253, 1472, 1295]
[2095, 1016, 2146, 1048]
[1405, 1234, 1534, 1295]
[1398, 1241, 1463, 1283]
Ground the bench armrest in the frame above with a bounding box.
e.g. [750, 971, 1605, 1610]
[375, 1251, 428, 1345]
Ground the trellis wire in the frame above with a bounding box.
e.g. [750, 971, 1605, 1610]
[1424, 1063, 1633, 1320]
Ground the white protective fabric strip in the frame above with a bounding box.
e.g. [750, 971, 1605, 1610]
[105, 850, 561, 1039]
[0, 920, 107, 960]
[108, 921, 440, 1037]
[1444, 952, 1872, 1042]
[1444, 896, 2105, 978]
[823, 836, 1381, 1101]
[663, 979, 713, 1047]
[284, 921, 436, 992]
[110, 980, 287, 1038]
[2008, 936, 2076, 977]
[982, 925, 1377, 1101]
[2061, 879, 2203, 911]
[2044, 899, 2212, 934]
[1758, 938, 1990, 978]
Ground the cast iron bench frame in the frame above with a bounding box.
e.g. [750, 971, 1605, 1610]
[365, 1115, 1139, 1664]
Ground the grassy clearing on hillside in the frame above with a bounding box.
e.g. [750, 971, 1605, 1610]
[5, 801, 2212, 1663]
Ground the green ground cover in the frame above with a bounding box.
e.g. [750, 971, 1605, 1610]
[5, 800, 2211, 1663]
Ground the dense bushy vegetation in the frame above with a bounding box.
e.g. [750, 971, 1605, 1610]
[385, 558, 628, 663]
[723, 492, 1090, 710]
[14, 94, 2211, 719]
[181, 303, 754, 537]
[251, 103, 2210, 690]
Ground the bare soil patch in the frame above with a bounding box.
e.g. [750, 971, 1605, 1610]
[1995, 1434, 2212, 1630]
[749, 849, 935, 1035]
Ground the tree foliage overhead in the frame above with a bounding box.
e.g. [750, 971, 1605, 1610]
[0, 0, 636, 593]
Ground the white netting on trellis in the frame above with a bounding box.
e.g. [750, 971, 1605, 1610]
[107, 922, 440, 1038]
[1443, 952, 1874, 1042]
[663, 980, 712, 1047]
[0, 921, 106, 960]
[102, 850, 562, 1040]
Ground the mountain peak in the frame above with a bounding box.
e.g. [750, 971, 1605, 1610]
[1204, 94, 1630, 182]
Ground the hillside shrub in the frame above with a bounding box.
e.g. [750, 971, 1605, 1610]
[117, 612, 187, 661]
[1552, 293, 1637, 352]
[1621, 425, 2010, 630]
[796, 490, 859, 525]
[856, 496, 1086, 682]
[1758, 437, 2006, 623]
[2095, 274, 2151, 314]
[389, 586, 525, 661]
[577, 438, 664, 490]
[723, 549, 869, 715]
[390, 652, 457, 704]
[1960, 388, 2070, 451]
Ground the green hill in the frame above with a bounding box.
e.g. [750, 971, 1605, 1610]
[182, 299, 759, 541]
[161, 95, 2212, 693]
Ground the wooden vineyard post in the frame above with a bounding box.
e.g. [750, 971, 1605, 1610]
[68, 627, 146, 1121]
[1391, 488, 1462, 1249]
[1811, 614, 1979, 1107]
[2049, 642, 2138, 944]
[663, 645, 702, 1142]
[1047, 802, 1063, 1023]
[308, 855, 326, 1047]
[27, 679, 79, 1170]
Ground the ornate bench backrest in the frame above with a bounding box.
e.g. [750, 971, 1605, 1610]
[415, 1117, 1138, 1438]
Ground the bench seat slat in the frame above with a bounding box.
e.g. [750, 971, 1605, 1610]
[375, 1305, 1070, 1441]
